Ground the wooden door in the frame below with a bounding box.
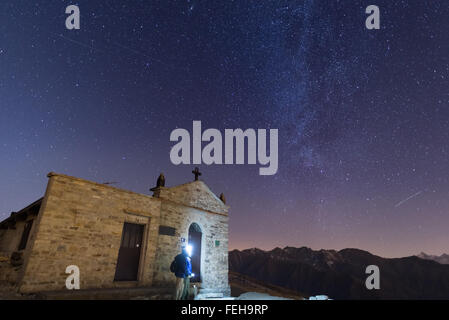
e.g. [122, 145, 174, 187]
[114, 222, 144, 281]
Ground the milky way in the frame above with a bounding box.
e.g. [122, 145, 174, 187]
[1, 0, 448, 257]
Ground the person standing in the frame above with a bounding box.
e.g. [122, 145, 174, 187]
[170, 246, 193, 300]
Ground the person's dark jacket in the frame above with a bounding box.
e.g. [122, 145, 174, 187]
[170, 250, 192, 278]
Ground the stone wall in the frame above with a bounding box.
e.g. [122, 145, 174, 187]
[19, 173, 162, 293]
[0, 221, 26, 252]
[0, 252, 21, 286]
[153, 181, 230, 295]
[159, 181, 228, 215]
[0, 213, 39, 286]
[1, 173, 230, 297]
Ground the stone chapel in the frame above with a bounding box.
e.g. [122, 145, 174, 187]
[0, 169, 230, 298]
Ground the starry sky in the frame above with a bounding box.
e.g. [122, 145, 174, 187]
[1, 0, 448, 258]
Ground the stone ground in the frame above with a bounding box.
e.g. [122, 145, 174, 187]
[235, 292, 293, 300]
[197, 292, 330, 300]
[0, 286, 328, 300]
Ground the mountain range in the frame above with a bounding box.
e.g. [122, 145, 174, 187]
[229, 247, 449, 299]
[416, 252, 449, 265]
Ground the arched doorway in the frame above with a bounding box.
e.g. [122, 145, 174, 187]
[188, 223, 202, 283]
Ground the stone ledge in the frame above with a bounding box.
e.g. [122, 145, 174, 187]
[46, 172, 157, 200]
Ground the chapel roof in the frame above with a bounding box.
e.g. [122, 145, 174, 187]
[0, 197, 42, 229]
[158, 179, 229, 215]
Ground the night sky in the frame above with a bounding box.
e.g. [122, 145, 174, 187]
[1, 1, 448, 258]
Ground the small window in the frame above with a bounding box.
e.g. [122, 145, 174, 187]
[18, 220, 33, 250]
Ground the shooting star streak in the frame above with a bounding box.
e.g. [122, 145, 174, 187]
[52, 32, 173, 69]
[49, 29, 188, 72]
[9, 11, 177, 70]
[394, 190, 423, 208]
[50, 32, 103, 53]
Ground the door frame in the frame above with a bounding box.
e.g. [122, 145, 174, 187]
[114, 214, 151, 284]
[187, 222, 204, 284]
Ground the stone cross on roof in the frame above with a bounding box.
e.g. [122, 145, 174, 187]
[192, 167, 202, 181]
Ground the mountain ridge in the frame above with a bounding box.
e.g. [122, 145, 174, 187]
[229, 246, 449, 299]
[417, 252, 449, 265]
